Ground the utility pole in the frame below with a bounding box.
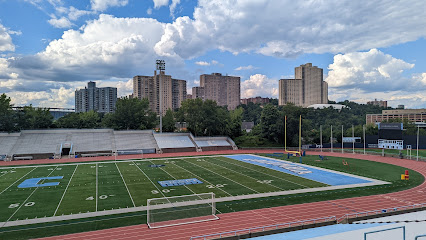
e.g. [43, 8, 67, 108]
[156, 60, 165, 133]
[352, 125, 355, 154]
[417, 126, 420, 161]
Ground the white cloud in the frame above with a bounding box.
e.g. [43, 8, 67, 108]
[169, 0, 180, 18]
[91, 0, 128, 12]
[421, 73, 426, 85]
[147, 8, 153, 15]
[48, 17, 73, 28]
[0, 24, 15, 52]
[194, 60, 220, 66]
[235, 65, 257, 71]
[326, 49, 414, 91]
[154, 0, 426, 59]
[241, 74, 278, 98]
[153, 0, 169, 9]
[326, 49, 426, 108]
[195, 61, 210, 66]
[67, 6, 93, 21]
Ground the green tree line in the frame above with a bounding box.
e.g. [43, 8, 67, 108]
[1, 93, 425, 144]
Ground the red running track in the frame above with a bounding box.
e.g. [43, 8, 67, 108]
[11, 151, 426, 240]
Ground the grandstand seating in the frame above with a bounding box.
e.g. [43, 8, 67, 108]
[154, 133, 197, 153]
[71, 130, 113, 153]
[114, 130, 158, 153]
[10, 131, 66, 157]
[193, 137, 234, 151]
[0, 133, 20, 156]
[0, 129, 237, 160]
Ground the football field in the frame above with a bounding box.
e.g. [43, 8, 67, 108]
[0, 154, 383, 225]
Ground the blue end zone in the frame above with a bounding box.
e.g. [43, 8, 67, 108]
[18, 176, 64, 188]
[225, 155, 372, 186]
[158, 178, 203, 187]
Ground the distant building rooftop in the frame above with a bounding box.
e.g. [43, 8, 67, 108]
[308, 104, 347, 110]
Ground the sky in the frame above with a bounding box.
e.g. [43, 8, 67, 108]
[0, 0, 425, 109]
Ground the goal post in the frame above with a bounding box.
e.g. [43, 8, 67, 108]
[147, 192, 219, 229]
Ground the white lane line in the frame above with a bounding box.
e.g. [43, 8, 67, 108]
[53, 165, 79, 216]
[0, 167, 37, 196]
[114, 162, 136, 207]
[183, 159, 260, 194]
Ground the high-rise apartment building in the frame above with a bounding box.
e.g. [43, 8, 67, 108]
[75, 81, 117, 113]
[196, 73, 240, 110]
[192, 86, 205, 100]
[279, 63, 328, 107]
[133, 71, 187, 115]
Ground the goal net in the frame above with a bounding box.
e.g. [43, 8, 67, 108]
[147, 192, 218, 229]
[114, 149, 144, 161]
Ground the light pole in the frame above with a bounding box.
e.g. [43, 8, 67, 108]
[363, 125, 366, 155]
[331, 125, 333, 153]
[320, 125, 322, 152]
[417, 126, 420, 161]
[156, 60, 165, 133]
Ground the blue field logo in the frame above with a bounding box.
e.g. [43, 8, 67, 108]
[18, 176, 64, 188]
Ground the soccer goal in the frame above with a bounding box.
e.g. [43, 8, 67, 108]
[147, 192, 219, 229]
[114, 149, 144, 161]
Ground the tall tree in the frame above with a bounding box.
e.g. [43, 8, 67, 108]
[15, 105, 53, 130]
[0, 94, 15, 132]
[103, 97, 157, 130]
[163, 108, 175, 132]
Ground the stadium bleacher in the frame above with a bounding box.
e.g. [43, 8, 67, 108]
[0, 133, 19, 157]
[193, 137, 235, 151]
[114, 130, 157, 154]
[0, 129, 237, 160]
[154, 133, 197, 153]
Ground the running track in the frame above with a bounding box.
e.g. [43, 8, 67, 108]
[2, 150, 425, 240]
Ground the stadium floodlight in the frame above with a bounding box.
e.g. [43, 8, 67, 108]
[147, 192, 218, 229]
[156, 60, 165, 133]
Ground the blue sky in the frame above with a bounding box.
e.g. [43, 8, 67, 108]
[0, 0, 425, 108]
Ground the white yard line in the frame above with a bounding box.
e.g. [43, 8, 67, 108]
[183, 159, 260, 194]
[2, 166, 58, 227]
[53, 165, 79, 216]
[149, 160, 201, 196]
[171, 162, 233, 197]
[114, 162, 136, 207]
[132, 161, 168, 200]
[0, 171, 9, 178]
[201, 158, 286, 191]
[0, 167, 37, 196]
[212, 156, 309, 188]
[96, 163, 98, 212]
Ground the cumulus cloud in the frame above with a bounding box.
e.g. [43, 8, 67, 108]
[0, 24, 15, 52]
[326, 49, 414, 91]
[154, 0, 426, 59]
[48, 17, 73, 28]
[91, 0, 128, 12]
[241, 74, 278, 98]
[153, 0, 169, 9]
[326, 49, 426, 108]
[235, 65, 257, 71]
